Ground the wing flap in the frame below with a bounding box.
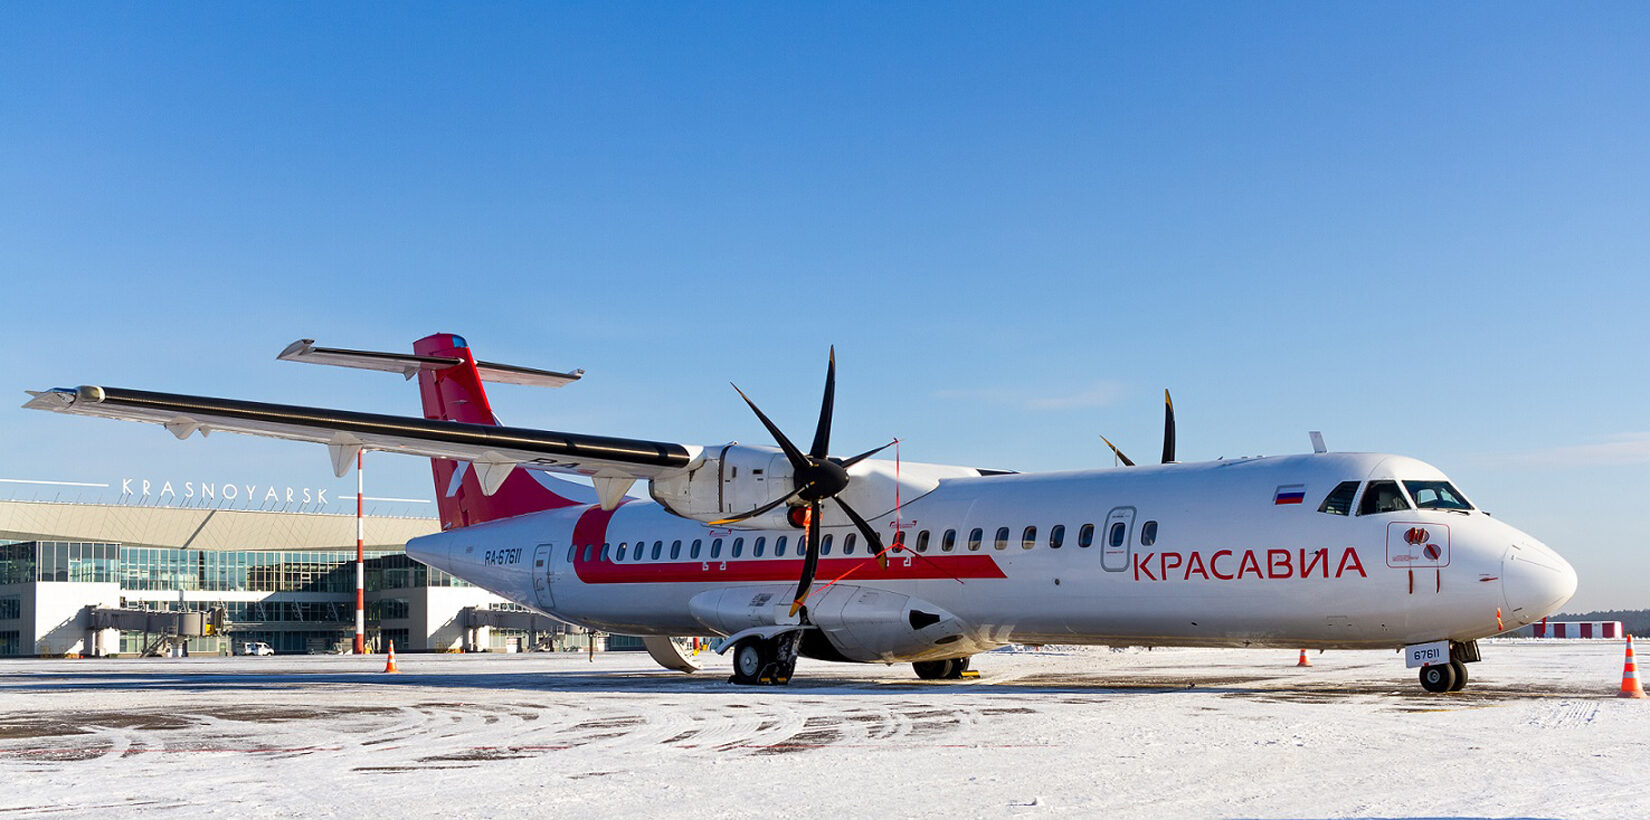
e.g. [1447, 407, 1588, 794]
[25, 385, 700, 482]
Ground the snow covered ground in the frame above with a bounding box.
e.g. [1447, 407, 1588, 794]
[1, 641, 1644, 819]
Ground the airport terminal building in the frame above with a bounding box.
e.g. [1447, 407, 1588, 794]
[0, 482, 571, 657]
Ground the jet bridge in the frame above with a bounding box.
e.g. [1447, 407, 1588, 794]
[82, 606, 227, 657]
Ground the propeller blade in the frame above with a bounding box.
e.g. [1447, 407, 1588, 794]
[837, 439, 895, 469]
[809, 347, 836, 460]
[731, 383, 809, 471]
[1099, 435, 1135, 467]
[835, 498, 888, 569]
[707, 483, 811, 526]
[1161, 389, 1176, 464]
[790, 501, 823, 616]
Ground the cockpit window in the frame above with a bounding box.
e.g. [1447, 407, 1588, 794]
[1318, 481, 1360, 516]
[1357, 480, 1411, 515]
[1404, 480, 1473, 510]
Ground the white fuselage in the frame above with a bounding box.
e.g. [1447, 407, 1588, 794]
[408, 452, 1576, 663]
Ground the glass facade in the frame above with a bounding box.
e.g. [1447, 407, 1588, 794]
[0, 535, 538, 656]
[1, 542, 119, 584]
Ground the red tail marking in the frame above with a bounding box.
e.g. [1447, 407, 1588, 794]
[414, 333, 581, 529]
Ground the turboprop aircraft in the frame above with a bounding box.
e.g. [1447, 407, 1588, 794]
[24, 333, 1576, 692]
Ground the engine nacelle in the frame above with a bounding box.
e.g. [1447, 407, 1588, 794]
[650, 443, 984, 531]
[649, 444, 798, 530]
[688, 583, 993, 663]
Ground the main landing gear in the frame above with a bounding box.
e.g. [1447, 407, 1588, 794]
[729, 633, 799, 686]
[912, 656, 971, 680]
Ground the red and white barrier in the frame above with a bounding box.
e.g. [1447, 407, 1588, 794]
[1532, 621, 1624, 639]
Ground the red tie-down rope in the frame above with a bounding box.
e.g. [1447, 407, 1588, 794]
[799, 438, 966, 607]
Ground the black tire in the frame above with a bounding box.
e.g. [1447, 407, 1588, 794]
[731, 639, 771, 686]
[944, 656, 972, 679]
[1419, 663, 1457, 693]
[1448, 660, 1469, 691]
[913, 659, 955, 680]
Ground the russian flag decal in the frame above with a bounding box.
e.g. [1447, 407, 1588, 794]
[1274, 484, 1306, 505]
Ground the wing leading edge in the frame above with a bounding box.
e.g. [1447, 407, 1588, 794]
[23, 385, 702, 493]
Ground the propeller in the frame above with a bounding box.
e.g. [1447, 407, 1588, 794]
[1101, 389, 1176, 466]
[1161, 389, 1176, 464]
[709, 348, 896, 616]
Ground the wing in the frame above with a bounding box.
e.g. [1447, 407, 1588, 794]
[23, 385, 701, 491]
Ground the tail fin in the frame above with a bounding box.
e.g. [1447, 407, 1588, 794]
[413, 333, 592, 529]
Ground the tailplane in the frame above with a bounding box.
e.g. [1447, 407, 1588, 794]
[411, 333, 593, 529]
[277, 333, 596, 529]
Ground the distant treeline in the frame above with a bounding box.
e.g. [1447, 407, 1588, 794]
[1506, 609, 1649, 637]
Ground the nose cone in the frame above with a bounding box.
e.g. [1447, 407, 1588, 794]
[1502, 540, 1578, 624]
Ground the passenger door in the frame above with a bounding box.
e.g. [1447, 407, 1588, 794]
[531, 543, 556, 610]
[1101, 506, 1136, 572]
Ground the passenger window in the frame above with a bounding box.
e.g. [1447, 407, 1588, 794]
[616, 542, 628, 561]
[635, 543, 646, 561]
[968, 528, 983, 551]
[651, 541, 663, 560]
[892, 531, 906, 552]
[1140, 521, 1158, 547]
[1109, 522, 1127, 548]
[821, 534, 833, 555]
[994, 527, 1010, 550]
[1358, 480, 1412, 515]
[838, 534, 852, 555]
[942, 529, 957, 552]
[567, 544, 577, 563]
[1049, 524, 1065, 549]
[670, 540, 682, 560]
[1318, 481, 1360, 516]
[776, 536, 788, 557]
[581, 544, 593, 562]
[1078, 524, 1094, 548]
[916, 530, 931, 553]
[690, 539, 702, 560]
[710, 538, 723, 559]
[1021, 526, 1037, 550]
[600, 543, 611, 562]
[754, 537, 766, 558]
[732, 538, 744, 558]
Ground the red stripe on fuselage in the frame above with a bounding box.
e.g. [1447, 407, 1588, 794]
[573, 554, 1007, 584]
[565, 503, 1005, 584]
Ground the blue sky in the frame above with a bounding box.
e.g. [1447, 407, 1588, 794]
[3, 4, 1646, 609]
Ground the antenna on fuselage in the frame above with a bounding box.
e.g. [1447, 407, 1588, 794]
[1309, 431, 1327, 454]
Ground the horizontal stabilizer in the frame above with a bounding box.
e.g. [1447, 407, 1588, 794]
[278, 339, 583, 387]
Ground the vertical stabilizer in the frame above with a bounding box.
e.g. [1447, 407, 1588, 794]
[413, 333, 591, 529]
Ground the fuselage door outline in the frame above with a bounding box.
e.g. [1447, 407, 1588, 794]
[1101, 506, 1136, 572]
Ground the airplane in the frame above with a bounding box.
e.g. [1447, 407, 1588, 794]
[24, 333, 1577, 692]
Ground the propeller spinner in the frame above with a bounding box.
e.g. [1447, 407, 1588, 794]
[710, 348, 894, 616]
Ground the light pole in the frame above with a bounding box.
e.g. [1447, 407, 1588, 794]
[354, 450, 365, 654]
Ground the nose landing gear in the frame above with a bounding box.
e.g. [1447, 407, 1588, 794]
[1416, 640, 1478, 693]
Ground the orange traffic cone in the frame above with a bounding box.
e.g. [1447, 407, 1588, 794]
[383, 641, 399, 674]
[1619, 635, 1644, 699]
[1296, 649, 1312, 668]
